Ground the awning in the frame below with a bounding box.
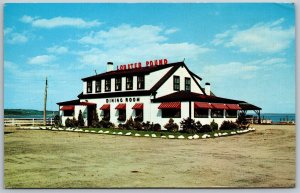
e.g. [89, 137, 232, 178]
[194, 102, 212, 109]
[132, 103, 143, 110]
[115, 103, 126, 110]
[211, 103, 229, 110]
[226, 104, 242, 110]
[158, 102, 181, 109]
[80, 102, 96, 106]
[100, 104, 110, 110]
[60, 105, 75, 111]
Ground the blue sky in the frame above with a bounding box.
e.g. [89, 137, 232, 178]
[4, 3, 295, 113]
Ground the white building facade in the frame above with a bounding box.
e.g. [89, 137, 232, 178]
[57, 61, 261, 127]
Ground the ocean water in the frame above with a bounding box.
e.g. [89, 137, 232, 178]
[253, 113, 296, 123]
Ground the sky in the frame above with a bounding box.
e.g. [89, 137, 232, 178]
[4, 3, 295, 113]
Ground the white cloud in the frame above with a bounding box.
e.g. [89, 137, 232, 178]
[200, 57, 289, 82]
[20, 15, 101, 28]
[212, 18, 294, 53]
[47, 46, 68, 54]
[27, 55, 56, 65]
[77, 24, 210, 67]
[7, 33, 28, 44]
[4, 27, 13, 35]
[164, 28, 179, 34]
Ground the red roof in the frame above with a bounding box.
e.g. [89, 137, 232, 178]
[226, 104, 241, 110]
[60, 105, 75, 111]
[100, 104, 110, 110]
[158, 102, 181, 109]
[211, 103, 229, 110]
[132, 103, 143, 110]
[194, 102, 212, 109]
[115, 103, 126, 110]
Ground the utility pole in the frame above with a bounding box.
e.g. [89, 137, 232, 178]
[43, 77, 48, 126]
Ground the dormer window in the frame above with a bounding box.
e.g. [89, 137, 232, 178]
[96, 80, 101, 93]
[105, 79, 111, 92]
[137, 75, 145, 89]
[173, 76, 180, 91]
[87, 81, 92, 93]
[115, 77, 122, 91]
[126, 76, 133, 90]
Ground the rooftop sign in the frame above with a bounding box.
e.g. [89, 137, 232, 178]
[116, 58, 168, 71]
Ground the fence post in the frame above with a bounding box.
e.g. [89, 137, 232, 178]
[12, 118, 15, 126]
[33, 119, 35, 126]
[50, 118, 53, 125]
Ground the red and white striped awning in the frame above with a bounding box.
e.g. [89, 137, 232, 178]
[226, 104, 242, 110]
[132, 103, 143, 110]
[194, 102, 212, 109]
[158, 102, 181, 109]
[211, 103, 229, 110]
[115, 103, 126, 110]
[60, 105, 75, 111]
[100, 104, 110, 110]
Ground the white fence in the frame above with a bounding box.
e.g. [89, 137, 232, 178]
[4, 118, 54, 126]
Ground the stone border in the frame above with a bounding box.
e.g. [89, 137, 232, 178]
[17, 126, 256, 140]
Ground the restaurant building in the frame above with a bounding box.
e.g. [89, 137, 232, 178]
[57, 60, 261, 127]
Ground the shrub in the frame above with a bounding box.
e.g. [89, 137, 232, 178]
[77, 110, 84, 127]
[164, 118, 179, 132]
[200, 124, 212, 133]
[99, 119, 113, 128]
[219, 121, 239, 131]
[123, 117, 135, 130]
[54, 115, 61, 127]
[210, 119, 218, 131]
[65, 118, 71, 127]
[180, 117, 202, 134]
[133, 121, 143, 130]
[152, 123, 161, 131]
[236, 112, 250, 129]
[134, 116, 143, 122]
[142, 121, 151, 131]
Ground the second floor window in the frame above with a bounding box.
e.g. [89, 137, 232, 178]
[96, 80, 101, 93]
[126, 76, 133, 90]
[87, 81, 92, 93]
[105, 79, 111, 92]
[137, 75, 145, 89]
[115, 77, 122, 91]
[173, 76, 180, 91]
[185, 77, 191, 91]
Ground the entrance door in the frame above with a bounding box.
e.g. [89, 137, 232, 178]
[87, 105, 96, 127]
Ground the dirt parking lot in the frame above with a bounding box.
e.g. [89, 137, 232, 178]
[4, 124, 295, 188]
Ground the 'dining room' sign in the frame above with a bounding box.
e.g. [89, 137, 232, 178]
[116, 58, 168, 71]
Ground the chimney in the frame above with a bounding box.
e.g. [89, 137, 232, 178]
[107, 62, 114, 72]
[205, 82, 210, 95]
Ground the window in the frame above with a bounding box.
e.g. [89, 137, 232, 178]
[135, 109, 143, 122]
[96, 80, 101, 93]
[194, 109, 209, 118]
[211, 109, 224, 118]
[226, 110, 238, 118]
[115, 77, 122, 91]
[105, 79, 111, 92]
[118, 109, 126, 122]
[162, 109, 181, 118]
[87, 81, 92, 93]
[126, 76, 133, 90]
[185, 77, 191, 91]
[63, 110, 74, 116]
[137, 75, 145, 89]
[103, 110, 110, 121]
[173, 76, 180, 91]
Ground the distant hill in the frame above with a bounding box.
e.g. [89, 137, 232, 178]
[4, 109, 58, 116]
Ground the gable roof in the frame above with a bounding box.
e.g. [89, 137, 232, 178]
[82, 62, 188, 81]
[151, 90, 244, 104]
